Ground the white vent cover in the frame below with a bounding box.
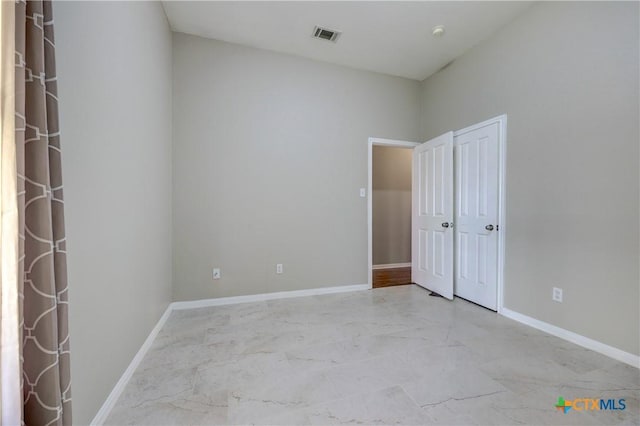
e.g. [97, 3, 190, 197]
[312, 26, 341, 43]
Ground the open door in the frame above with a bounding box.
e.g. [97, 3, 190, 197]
[412, 132, 454, 299]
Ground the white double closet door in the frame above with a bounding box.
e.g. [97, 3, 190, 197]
[411, 120, 500, 310]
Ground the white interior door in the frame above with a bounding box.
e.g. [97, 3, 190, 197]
[412, 132, 454, 299]
[454, 123, 499, 310]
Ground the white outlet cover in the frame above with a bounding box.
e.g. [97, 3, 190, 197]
[359, 188, 366, 197]
[552, 287, 563, 302]
[276, 264, 283, 274]
[213, 268, 221, 279]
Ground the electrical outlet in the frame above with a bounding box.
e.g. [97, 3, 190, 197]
[213, 268, 221, 280]
[276, 264, 283, 274]
[552, 287, 563, 303]
[359, 188, 366, 198]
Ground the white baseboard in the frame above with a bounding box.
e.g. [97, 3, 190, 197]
[90, 283, 369, 424]
[90, 305, 172, 426]
[501, 307, 639, 369]
[171, 284, 369, 310]
[372, 263, 411, 270]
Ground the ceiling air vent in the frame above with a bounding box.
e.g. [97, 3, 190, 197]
[312, 26, 341, 43]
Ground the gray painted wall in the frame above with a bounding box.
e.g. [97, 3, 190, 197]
[372, 146, 412, 265]
[419, 1, 639, 355]
[172, 33, 420, 301]
[55, 2, 173, 423]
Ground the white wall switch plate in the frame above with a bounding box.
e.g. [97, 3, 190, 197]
[359, 188, 366, 197]
[213, 268, 221, 280]
[552, 287, 563, 302]
[276, 264, 283, 274]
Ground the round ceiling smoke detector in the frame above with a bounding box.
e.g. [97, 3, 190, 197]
[432, 25, 445, 37]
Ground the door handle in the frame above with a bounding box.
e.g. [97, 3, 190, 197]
[485, 224, 494, 231]
[441, 222, 450, 228]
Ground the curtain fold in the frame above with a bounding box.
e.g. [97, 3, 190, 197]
[14, 0, 72, 424]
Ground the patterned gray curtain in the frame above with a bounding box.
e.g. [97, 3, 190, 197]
[15, 0, 72, 424]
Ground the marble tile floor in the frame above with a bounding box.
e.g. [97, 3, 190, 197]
[106, 285, 639, 425]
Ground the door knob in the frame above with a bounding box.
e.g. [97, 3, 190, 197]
[485, 224, 494, 231]
[441, 222, 450, 228]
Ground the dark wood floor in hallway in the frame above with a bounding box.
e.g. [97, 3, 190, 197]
[372, 267, 412, 288]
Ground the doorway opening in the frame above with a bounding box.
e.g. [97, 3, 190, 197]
[372, 145, 413, 288]
[367, 138, 419, 289]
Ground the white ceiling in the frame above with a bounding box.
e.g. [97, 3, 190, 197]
[162, 1, 533, 81]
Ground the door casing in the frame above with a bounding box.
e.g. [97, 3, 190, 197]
[367, 138, 420, 291]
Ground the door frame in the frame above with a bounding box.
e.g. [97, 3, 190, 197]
[452, 114, 507, 313]
[367, 137, 420, 290]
